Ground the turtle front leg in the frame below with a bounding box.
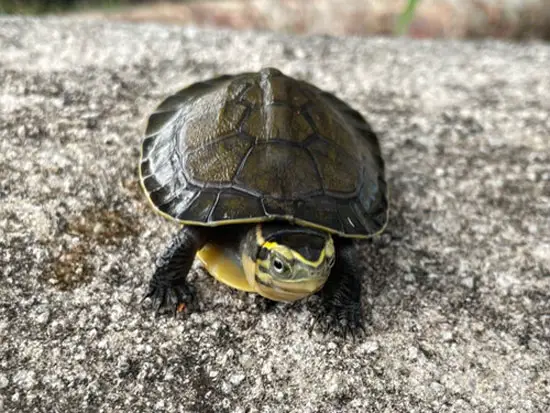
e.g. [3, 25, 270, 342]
[314, 240, 365, 337]
[144, 226, 208, 315]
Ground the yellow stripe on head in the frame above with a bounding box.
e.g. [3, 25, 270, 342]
[256, 223, 335, 269]
[262, 240, 333, 268]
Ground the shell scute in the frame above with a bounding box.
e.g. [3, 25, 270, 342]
[140, 68, 388, 237]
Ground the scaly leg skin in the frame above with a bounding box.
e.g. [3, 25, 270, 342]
[313, 240, 365, 338]
[144, 226, 208, 316]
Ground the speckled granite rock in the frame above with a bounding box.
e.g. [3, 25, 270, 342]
[0, 17, 549, 413]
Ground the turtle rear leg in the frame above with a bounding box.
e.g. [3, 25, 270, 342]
[144, 226, 208, 315]
[314, 240, 365, 337]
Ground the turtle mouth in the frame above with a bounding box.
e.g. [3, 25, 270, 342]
[255, 275, 327, 302]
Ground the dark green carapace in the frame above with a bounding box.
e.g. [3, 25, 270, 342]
[140, 68, 389, 337]
[140, 68, 387, 236]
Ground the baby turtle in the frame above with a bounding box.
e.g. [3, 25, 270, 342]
[140, 68, 388, 335]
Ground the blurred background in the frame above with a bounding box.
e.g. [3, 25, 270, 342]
[1, 0, 550, 40]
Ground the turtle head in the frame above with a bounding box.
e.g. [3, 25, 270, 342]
[242, 223, 335, 302]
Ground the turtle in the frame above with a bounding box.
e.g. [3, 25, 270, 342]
[140, 67, 388, 335]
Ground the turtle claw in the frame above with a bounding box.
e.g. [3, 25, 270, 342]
[153, 294, 163, 316]
[143, 278, 196, 317]
[311, 302, 366, 339]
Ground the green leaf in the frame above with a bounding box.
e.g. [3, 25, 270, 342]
[395, 0, 421, 36]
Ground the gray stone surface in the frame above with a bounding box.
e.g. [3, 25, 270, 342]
[0, 16, 549, 413]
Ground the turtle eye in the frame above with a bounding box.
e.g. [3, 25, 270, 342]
[271, 256, 287, 274]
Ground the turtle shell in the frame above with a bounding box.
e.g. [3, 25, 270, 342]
[140, 68, 388, 238]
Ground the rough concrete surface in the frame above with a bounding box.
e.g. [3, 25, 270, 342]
[0, 17, 549, 413]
